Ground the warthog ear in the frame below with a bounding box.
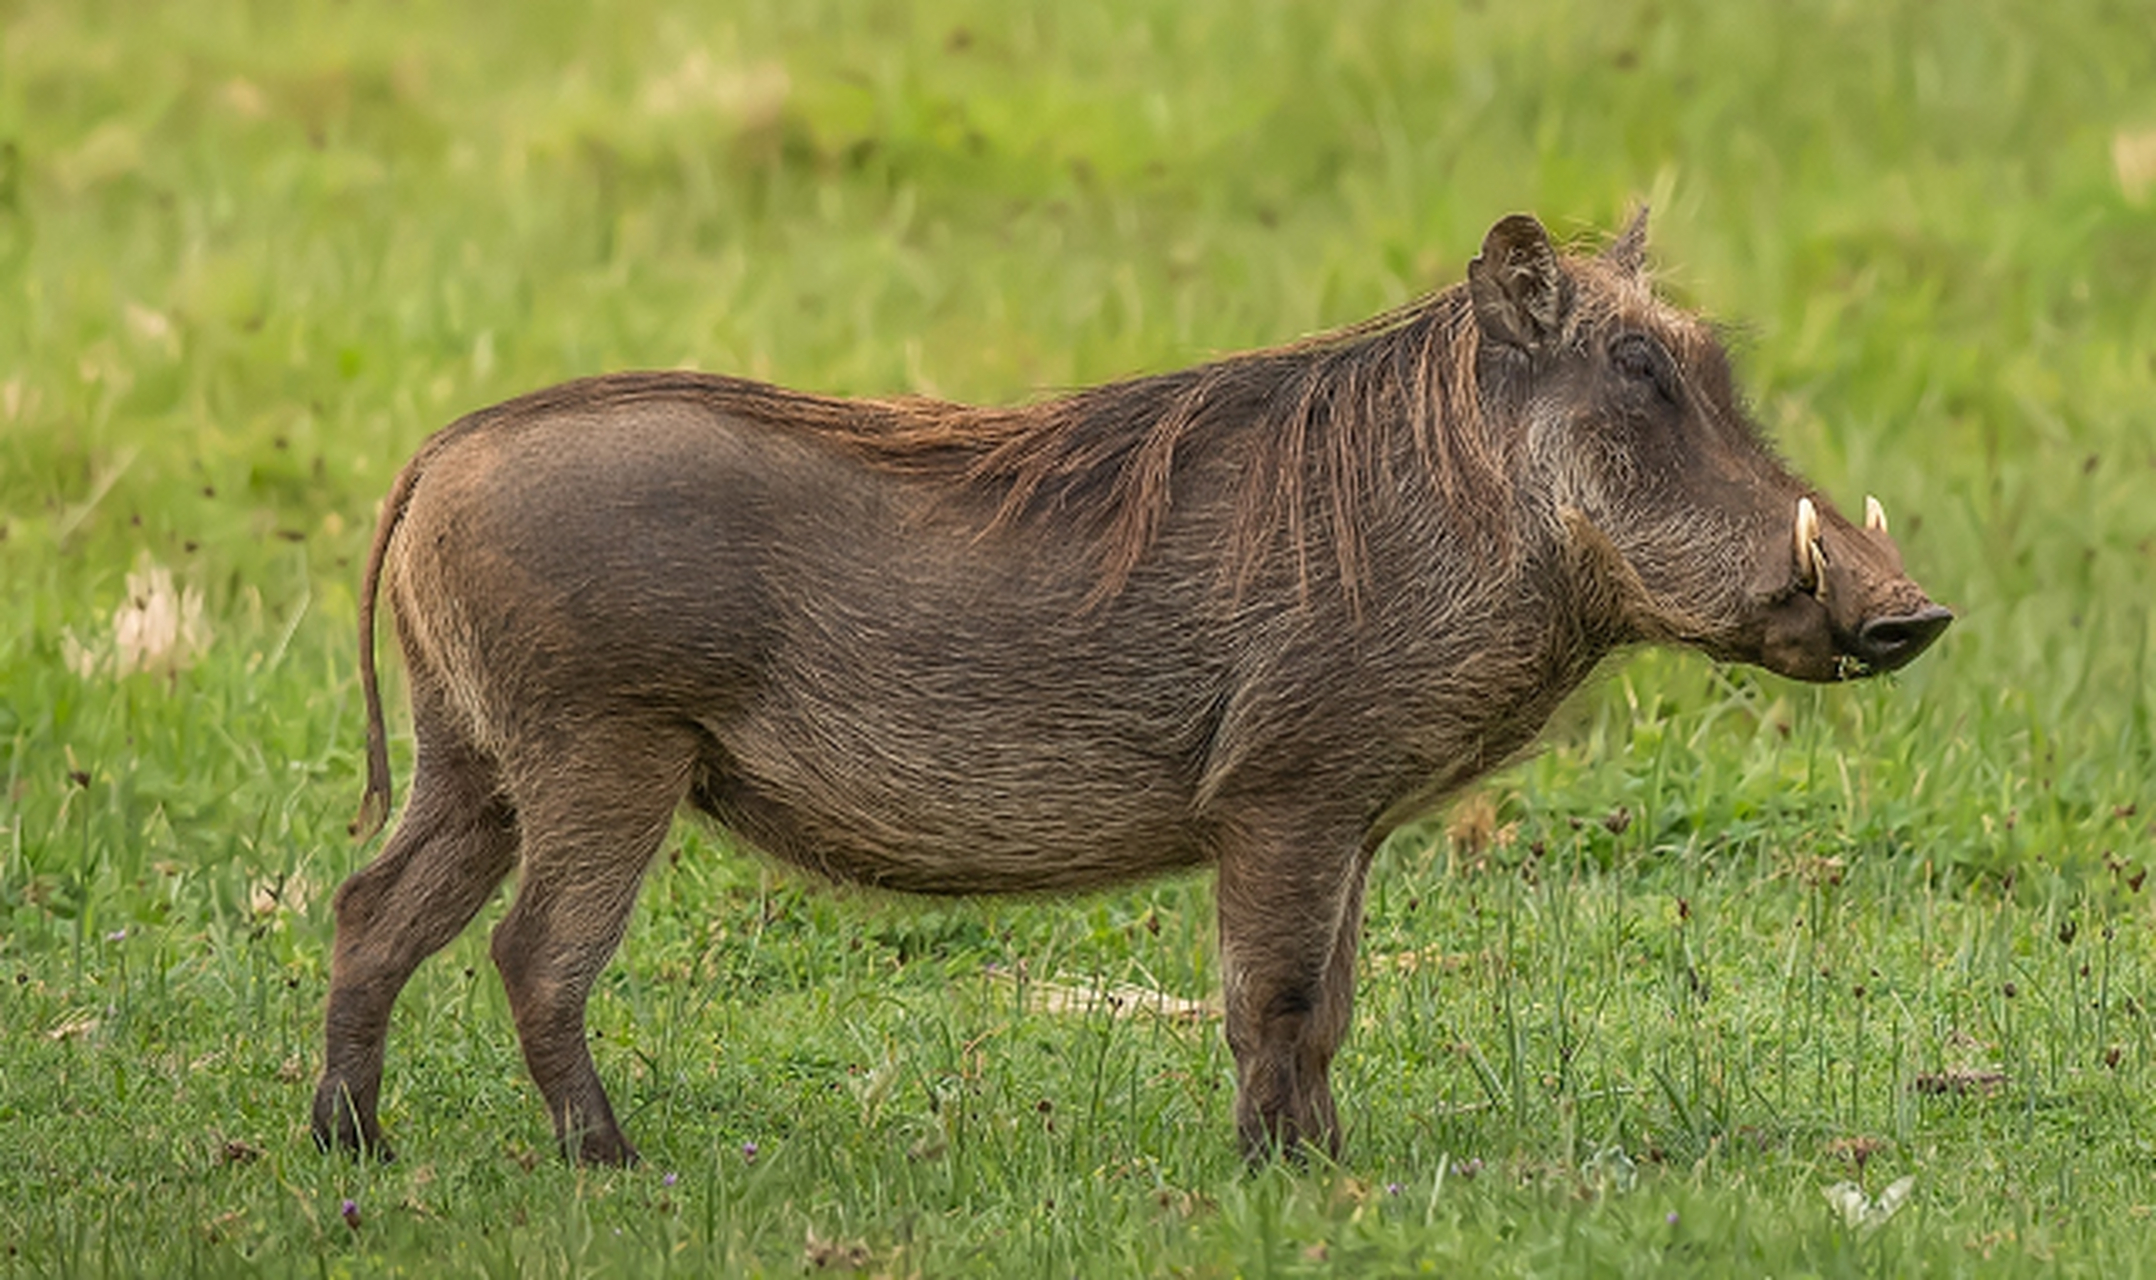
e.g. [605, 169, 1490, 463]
[1469, 213, 1571, 351]
[1605, 205, 1650, 276]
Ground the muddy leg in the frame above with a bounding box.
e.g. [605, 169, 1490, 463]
[1216, 820, 1372, 1163]
[314, 688, 517, 1160]
[491, 726, 693, 1166]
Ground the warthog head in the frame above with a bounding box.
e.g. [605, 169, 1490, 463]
[1470, 211, 1951, 681]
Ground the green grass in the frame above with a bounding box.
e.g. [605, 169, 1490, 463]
[4, 0, 2156, 1273]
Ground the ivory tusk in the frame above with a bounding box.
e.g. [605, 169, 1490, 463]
[1794, 497, 1821, 590]
[1792, 497, 1830, 599]
[1864, 494, 1888, 537]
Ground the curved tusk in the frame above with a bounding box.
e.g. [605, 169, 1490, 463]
[1864, 494, 1888, 537]
[1794, 497, 1822, 591]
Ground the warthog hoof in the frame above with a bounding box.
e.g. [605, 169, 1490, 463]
[312, 1079, 396, 1164]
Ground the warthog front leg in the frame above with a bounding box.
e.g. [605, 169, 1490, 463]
[314, 675, 518, 1161]
[489, 724, 695, 1166]
[1215, 817, 1372, 1162]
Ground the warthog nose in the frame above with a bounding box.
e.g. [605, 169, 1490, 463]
[1853, 604, 1953, 672]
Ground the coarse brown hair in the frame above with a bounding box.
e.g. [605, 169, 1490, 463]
[425, 284, 1509, 612]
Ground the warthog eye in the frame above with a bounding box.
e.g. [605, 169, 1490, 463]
[1609, 332, 1675, 402]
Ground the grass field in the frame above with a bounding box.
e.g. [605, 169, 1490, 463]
[4, 0, 2156, 1273]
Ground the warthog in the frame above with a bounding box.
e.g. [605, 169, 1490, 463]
[315, 212, 1950, 1166]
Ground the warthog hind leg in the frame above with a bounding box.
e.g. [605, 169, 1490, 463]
[490, 722, 696, 1166]
[314, 673, 518, 1161]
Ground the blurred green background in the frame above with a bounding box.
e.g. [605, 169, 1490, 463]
[4, 0, 2156, 1273]
[7, 0, 2152, 888]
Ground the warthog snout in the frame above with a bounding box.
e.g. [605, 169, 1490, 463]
[1853, 605, 1955, 672]
[315, 210, 1949, 1167]
[1760, 492, 1951, 681]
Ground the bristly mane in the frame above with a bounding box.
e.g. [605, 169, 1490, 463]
[458, 281, 1506, 610]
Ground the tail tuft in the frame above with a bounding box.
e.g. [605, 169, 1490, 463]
[349, 773, 392, 842]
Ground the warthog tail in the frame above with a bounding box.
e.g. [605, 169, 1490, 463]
[348, 456, 425, 842]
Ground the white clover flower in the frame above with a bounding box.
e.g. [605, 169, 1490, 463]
[68, 556, 212, 680]
[112, 558, 210, 677]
